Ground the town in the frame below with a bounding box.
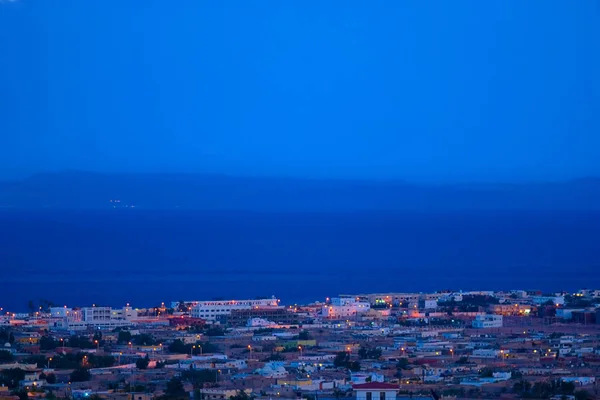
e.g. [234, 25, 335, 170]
[1, 290, 599, 400]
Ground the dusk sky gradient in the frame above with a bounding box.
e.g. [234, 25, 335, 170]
[1, 0, 599, 181]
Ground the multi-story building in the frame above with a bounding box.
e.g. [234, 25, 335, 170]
[353, 382, 399, 400]
[418, 299, 438, 309]
[49, 307, 73, 318]
[190, 297, 280, 321]
[472, 314, 503, 328]
[489, 304, 533, 316]
[225, 307, 299, 326]
[531, 295, 565, 306]
[321, 297, 370, 318]
[82, 306, 116, 323]
[50, 306, 135, 331]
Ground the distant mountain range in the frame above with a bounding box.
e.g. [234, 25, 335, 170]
[1, 171, 599, 211]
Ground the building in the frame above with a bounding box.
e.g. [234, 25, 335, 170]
[49, 307, 74, 319]
[489, 304, 532, 316]
[472, 314, 503, 328]
[225, 307, 299, 326]
[531, 296, 565, 306]
[197, 389, 252, 400]
[82, 307, 112, 323]
[418, 299, 438, 309]
[471, 349, 500, 359]
[168, 316, 206, 328]
[51, 306, 135, 330]
[321, 298, 370, 318]
[353, 382, 399, 400]
[191, 297, 280, 321]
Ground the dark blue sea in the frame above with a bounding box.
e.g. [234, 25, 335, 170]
[0, 210, 598, 311]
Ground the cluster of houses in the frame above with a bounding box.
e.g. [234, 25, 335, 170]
[0, 289, 599, 400]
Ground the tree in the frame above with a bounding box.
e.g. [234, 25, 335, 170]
[177, 301, 188, 313]
[396, 358, 410, 370]
[0, 368, 26, 389]
[358, 346, 382, 360]
[574, 390, 591, 400]
[0, 350, 14, 362]
[87, 354, 116, 368]
[27, 300, 36, 314]
[349, 361, 361, 372]
[205, 326, 226, 337]
[70, 367, 91, 382]
[334, 352, 350, 368]
[67, 336, 93, 349]
[169, 339, 217, 355]
[133, 333, 156, 346]
[118, 330, 132, 344]
[181, 369, 216, 389]
[298, 331, 312, 340]
[39, 299, 55, 312]
[166, 377, 186, 397]
[229, 391, 251, 400]
[0, 328, 11, 344]
[15, 389, 28, 400]
[39, 336, 58, 351]
[263, 353, 285, 362]
[168, 339, 188, 354]
[46, 373, 57, 384]
[136, 355, 150, 370]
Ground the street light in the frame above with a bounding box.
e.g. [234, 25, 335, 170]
[298, 345, 303, 357]
[47, 357, 52, 369]
[191, 345, 196, 358]
[247, 345, 252, 358]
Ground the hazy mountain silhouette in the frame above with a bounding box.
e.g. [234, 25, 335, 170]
[0, 171, 599, 211]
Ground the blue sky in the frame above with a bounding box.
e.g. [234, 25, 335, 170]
[0, 0, 598, 181]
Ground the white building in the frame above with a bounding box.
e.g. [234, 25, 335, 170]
[561, 377, 596, 386]
[321, 298, 370, 318]
[531, 296, 565, 306]
[190, 297, 280, 321]
[82, 307, 112, 323]
[51, 306, 135, 330]
[353, 382, 399, 400]
[255, 362, 288, 378]
[556, 308, 584, 320]
[350, 373, 384, 384]
[49, 307, 75, 319]
[472, 314, 503, 328]
[418, 299, 438, 309]
[472, 349, 501, 358]
[439, 293, 463, 302]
